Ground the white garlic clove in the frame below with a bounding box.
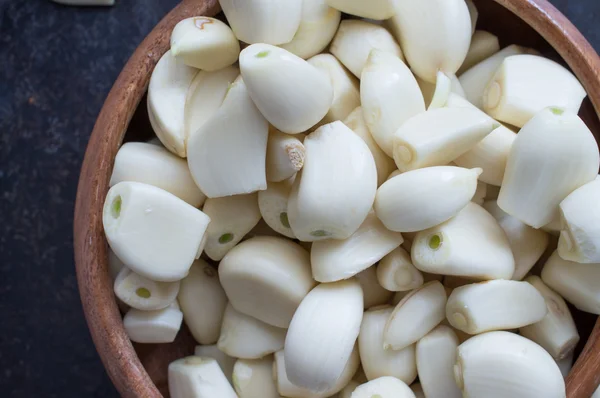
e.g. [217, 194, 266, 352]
[194, 345, 235, 384]
[376, 247, 424, 292]
[232, 357, 279, 398]
[266, 128, 305, 183]
[114, 267, 179, 311]
[325, 0, 395, 19]
[258, 179, 296, 239]
[355, 266, 394, 309]
[123, 302, 183, 344]
[418, 73, 466, 108]
[351, 376, 416, 398]
[169, 356, 237, 398]
[457, 30, 500, 75]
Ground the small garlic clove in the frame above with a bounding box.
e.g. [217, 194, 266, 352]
[169, 356, 237, 398]
[350, 376, 415, 398]
[232, 356, 279, 398]
[114, 267, 180, 311]
[330, 20, 404, 78]
[498, 107, 599, 228]
[123, 302, 183, 344]
[355, 266, 394, 309]
[194, 345, 235, 384]
[376, 247, 424, 292]
[384, 281, 447, 351]
[417, 74, 465, 108]
[457, 30, 500, 75]
[465, 0, 478, 34]
[360, 49, 425, 157]
[219, 236, 315, 328]
[258, 178, 296, 239]
[265, 128, 305, 182]
[427, 71, 452, 110]
[325, 0, 396, 19]
[472, 181, 487, 205]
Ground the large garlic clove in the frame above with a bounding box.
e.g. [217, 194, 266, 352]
[110, 142, 206, 207]
[114, 267, 179, 311]
[374, 166, 481, 233]
[520, 276, 579, 360]
[384, 281, 447, 350]
[446, 280, 547, 334]
[266, 128, 305, 183]
[288, 121, 377, 241]
[355, 266, 394, 309]
[280, 0, 341, 59]
[447, 93, 516, 186]
[351, 376, 416, 398]
[194, 345, 235, 384]
[558, 178, 600, 263]
[170, 17, 240, 71]
[344, 107, 397, 186]
[284, 279, 363, 392]
[360, 49, 425, 157]
[179, 260, 228, 345]
[454, 331, 566, 397]
[202, 193, 261, 261]
[258, 179, 296, 239]
[123, 302, 183, 343]
[239, 44, 333, 134]
[416, 325, 462, 398]
[219, 236, 315, 328]
[325, 0, 395, 19]
[311, 211, 403, 282]
[147, 50, 198, 157]
[541, 250, 600, 314]
[411, 202, 515, 280]
[330, 20, 404, 78]
[103, 182, 210, 282]
[169, 356, 237, 398]
[187, 77, 268, 198]
[457, 30, 500, 75]
[359, 305, 417, 383]
[498, 107, 599, 228]
[387, 0, 471, 83]
[483, 55, 587, 127]
[377, 247, 424, 292]
[232, 357, 279, 398]
[218, 0, 302, 45]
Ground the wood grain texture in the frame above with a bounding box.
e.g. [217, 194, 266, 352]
[74, 0, 600, 397]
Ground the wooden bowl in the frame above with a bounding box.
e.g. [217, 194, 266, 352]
[73, 0, 600, 396]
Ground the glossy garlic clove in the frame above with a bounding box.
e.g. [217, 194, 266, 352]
[257, 178, 296, 239]
[355, 266, 394, 309]
[168, 356, 237, 398]
[377, 247, 424, 292]
[114, 267, 179, 311]
[123, 302, 183, 344]
[457, 30, 500, 75]
[194, 345, 235, 384]
[351, 376, 416, 398]
[232, 357, 279, 398]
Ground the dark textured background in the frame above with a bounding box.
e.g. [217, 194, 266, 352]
[0, 0, 598, 397]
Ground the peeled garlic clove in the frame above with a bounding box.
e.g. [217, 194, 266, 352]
[325, 0, 395, 19]
[558, 178, 600, 263]
[187, 77, 268, 198]
[288, 121, 377, 241]
[179, 260, 228, 345]
[258, 179, 296, 239]
[541, 250, 600, 314]
[359, 306, 417, 383]
[483, 55, 587, 127]
[483, 200, 549, 280]
[355, 266, 394, 309]
[330, 20, 404, 78]
[284, 279, 363, 392]
[498, 107, 599, 228]
[457, 30, 500, 75]
[520, 276, 579, 360]
[240, 44, 333, 134]
[280, 0, 341, 59]
[194, 345, 235, 384]
[351, 376, 415, 398]
[411, 202, 515, 280]
[114, 267, 180, 311]
[169, 356, 237, 398]
[377, 247, 424, 292]
[427, 71, 452, 110]
[360, 49, 425, 157]
[170, 17, 240, 71]
[387, 0, 471, 83]
[375, 166, 481, 233]
[232, 357, 279, 398]
[219, 0, 302, 45]
[266, 128, 305, 183]
[384, 281, 447, 350]
[416, 325, 461, 398]
[311, 211, 403, 282]
[123, 302, 183, 343]
[219, 236, 315, 328]
[103, 182, 210, 282]
[147, 50, 198, 157]
[472, 181, 487, 205]
[454, 331, 566, 397]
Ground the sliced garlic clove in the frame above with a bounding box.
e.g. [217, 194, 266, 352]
[556, 352, 574, 379]
[360, 49, 425, 157]
[169, 356, 237, 398]
[457, 30, 500, 75]
[265, 128, 305, 182]
[359, 305, 417, 383]
[483, 54, 587, 127]
[387, 0, 471, 83]
[258, 179, 296, 239]
[114, 267, 179, 311]
[325, 0, 395, 19]
[147, 50, 198, 157]
[311, 211, 403, 282]
[374, 166, 481, 233]
[472, 181, 487, 205]
[376, 247, 424, 292]
[483, 200, 549, 280]
[103, 182, 210, 282]
[170, 17, 240, 71]
[123, 302, 183, 343]
[240, 44, 333, 134]
[355, 266, 394, 309]
[330, 20, 404, 78]
[232, 357, 279, 398]
[179, 260, 228, 345]
[411, 202, 515, 280]
[541, 250, 600, 314]
[284, 279, 363, 392]
[410, 383, 425, 398]
[384, 281, 447, 350]
[454, 331, 566, 397]
[351, 376, 415, 398]
[218, 0, 302, 45]
[288, 121, 377, 241]
[498, 107, 599, 228]
[520, 276, 579, 360]
[187, 77, 269, 198]
[194, 345, 235, 384]
[416, 325, 461, 398]
[219, 236, 315, 328]
[427, 71, 452, 110]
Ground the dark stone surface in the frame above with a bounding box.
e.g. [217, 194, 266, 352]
[0, 1, 598, 397]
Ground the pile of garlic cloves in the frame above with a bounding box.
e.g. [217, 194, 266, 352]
[102, 1, 600, 397]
